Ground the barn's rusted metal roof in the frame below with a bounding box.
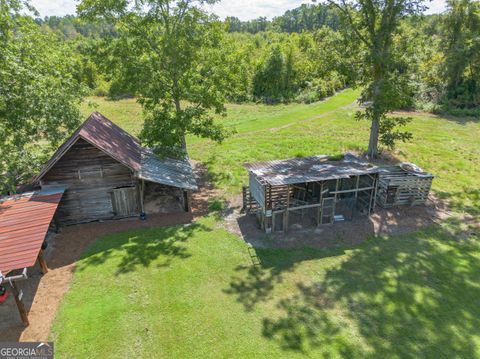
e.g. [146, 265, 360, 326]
[138, 149, 198, 191]
[245, 154, 379, 186]
[34, 112, 142, 182]
[33, 112, 197, 190]
[0, 187, 65, 275]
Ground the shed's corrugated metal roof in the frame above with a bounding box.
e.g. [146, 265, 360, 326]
[245, 154, 379, 186]
[138, 149, 198, 191]
[34, 112, 142, 182]
[0, 187, 65, 275]
[379, 164, 434, 178]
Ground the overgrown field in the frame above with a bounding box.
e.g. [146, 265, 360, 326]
[51, 90, 480, 358]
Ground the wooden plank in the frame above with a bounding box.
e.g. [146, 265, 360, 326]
[37, 250, 48, 274]
[283, 185, 290, 233]
[9, 281, 29, 326]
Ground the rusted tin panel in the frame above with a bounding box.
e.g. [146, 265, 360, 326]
[0, 189, 64, 274]
[245, 155, 379, 186]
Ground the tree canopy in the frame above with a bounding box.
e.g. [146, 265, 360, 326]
[328, 0, 427, 157]
[1, 0, 479, 194]
[78, 0, 230, 155]
[0, 0, 84, 193]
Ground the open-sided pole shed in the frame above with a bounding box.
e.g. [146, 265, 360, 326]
[0, 186, 65, 325]
[243, 154, 380, 233]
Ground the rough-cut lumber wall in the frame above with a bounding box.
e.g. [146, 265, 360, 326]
[377, 171, 432, 208]
[41, 138, 137, 224]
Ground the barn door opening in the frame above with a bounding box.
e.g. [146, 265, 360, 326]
[111, 186, 139, 217]
[386, 186, 398, 205]
[320, 197, 335, 224]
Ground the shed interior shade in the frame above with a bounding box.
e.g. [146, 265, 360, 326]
[0, 187, 65, 275]
[245, 155, 379, 185]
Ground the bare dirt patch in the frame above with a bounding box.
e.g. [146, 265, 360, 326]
[223, 194, 458, 250]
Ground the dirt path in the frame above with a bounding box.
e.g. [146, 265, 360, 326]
[0, 163, 212, 342]
[268, 101, 358, 133]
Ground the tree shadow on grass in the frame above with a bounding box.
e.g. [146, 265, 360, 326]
[224, 246, 350, 312]
[437, 188, 480, 217]
[262, 283, 358, 356]
[76, 222, 211, 275]
[262, 227, 480, 357]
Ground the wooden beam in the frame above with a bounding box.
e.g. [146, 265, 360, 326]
[187, 191, 193, 213]
[330, 186, 375, 195]
[369, 175, 379, 214]
[139, 179, 145, 214]
[317, 181, 324, 226]
[355, 175, 360, 198]
[332, 179, 340, 223]
[37, 250, 48, 274]
[283, 185, 290, 233]
[9, 281, 29, 326]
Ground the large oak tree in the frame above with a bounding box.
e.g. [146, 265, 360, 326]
[0, 0, 84, 194]
[327, 0, 426, 157]
[78, 0, 230, 156]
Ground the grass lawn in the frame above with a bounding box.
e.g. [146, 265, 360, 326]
[50, 90, 480, 357]
[51, 216, 480, 358]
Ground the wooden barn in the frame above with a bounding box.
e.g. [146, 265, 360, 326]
[32, 112, 197, 225]
[376, 163, 433, 208]
[243, 154, 380, 233]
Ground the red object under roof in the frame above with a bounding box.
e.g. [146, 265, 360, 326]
[0, 187, 65, 275]
[33, 112, 142, 183]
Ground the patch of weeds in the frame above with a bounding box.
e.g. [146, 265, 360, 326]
[208, 198, 225, 212]
[329, 154, 345, 161]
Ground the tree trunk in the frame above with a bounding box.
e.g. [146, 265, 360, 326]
[173, 95, 187, 152]
[172, 72, 187, 152]
[367, 114, 380, 158]
[368, 75, 382, 159]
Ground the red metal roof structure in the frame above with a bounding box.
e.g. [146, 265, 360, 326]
[0, 187, 65, 275]
[33, 112, 142, 183]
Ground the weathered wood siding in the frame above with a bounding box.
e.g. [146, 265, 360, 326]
[41, 138, 137, 224]
[377, 168, 433, 208]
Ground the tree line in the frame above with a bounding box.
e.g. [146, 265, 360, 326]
[1, 0, 479, 194]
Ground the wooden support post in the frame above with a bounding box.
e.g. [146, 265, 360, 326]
[139, 179, 145, 214]
[37, 250, 48, 274]
[242, 186, 247, 212]
[283, 185, 290, 233]
[332, 179, 339, 223]
[355, 176, 360, 198]
[188, 191, 193, 213]
[9, 281, 29, 326]
[353, 175, 360, 219]
[317, 181, 324, 226]
[369, 175, 378, 214]
[182, 190, 190, 212]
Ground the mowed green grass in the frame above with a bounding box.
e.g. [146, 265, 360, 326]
[51, 216, 480, 358]
[82, 89, 480, 213]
